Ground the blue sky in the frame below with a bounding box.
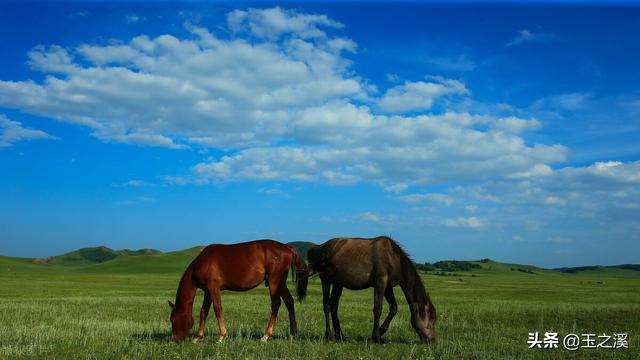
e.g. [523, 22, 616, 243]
[1, 2, 639, 267]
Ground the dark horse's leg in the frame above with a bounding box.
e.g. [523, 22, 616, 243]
[280, 273, 297, 337]
[379, 286, 398, 337]
[193, 290, 212, 342]
[320, 274, 332, 341]
[261, 272, 283, 342]
[330, 284, 346, 341]
[208, 285, 227, 342]
[371, 279, 387, 343]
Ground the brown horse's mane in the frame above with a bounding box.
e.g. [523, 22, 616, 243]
[380, 236, 434, 320]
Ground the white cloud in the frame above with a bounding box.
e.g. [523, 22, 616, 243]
[115, 196, 155, 206]
[443, 216, 485, 229]
[457, 161, 640, 220]
[376, 76, 469, 113]
[27, 45, 77, 73]
[505, 29, 561, 47]
[258, 187, 286, 196]
[227, 7, 344, 40]
[490, 116, 541, 134]
[465, 205, 478, 213]
[0, 14, 365, 149]
[399, 193, 454, 205]
[382, 183, 408, 194]
[424, 53, 476, 72]
[385, 73, 400, 83]
[113, 179, 152, 188]
[0, 115, 58, 147]
[532, 92, 592, 112]
[0, 7, 585, 196]
[125, 15, 142, 24]
[352, 212, 398, 225]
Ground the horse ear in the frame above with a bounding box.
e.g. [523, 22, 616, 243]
[168, 300, 176, 310]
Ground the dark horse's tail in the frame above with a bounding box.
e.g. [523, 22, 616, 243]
[289, 247, 309, 301]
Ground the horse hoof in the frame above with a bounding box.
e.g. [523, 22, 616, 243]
[260, 335, 270, 343]
[192, 337, 203, 344]
[217, 336, 226, 343]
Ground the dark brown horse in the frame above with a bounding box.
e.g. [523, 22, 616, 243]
[308, 236, 436, 344]
[168, 239, 308, 342]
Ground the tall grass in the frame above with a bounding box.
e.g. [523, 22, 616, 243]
[0, 259, 637, 359]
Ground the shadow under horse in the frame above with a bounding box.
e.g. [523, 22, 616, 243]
[308, 236, 436, 344]
[168, 239, 309, 342]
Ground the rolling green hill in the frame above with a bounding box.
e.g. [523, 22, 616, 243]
[2, 245, 638, 280]
[36, 246, 162, 266]
[81, 246, 203, 274]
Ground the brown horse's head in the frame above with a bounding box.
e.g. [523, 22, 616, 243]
[168, 300, 193, 342]
[411, 294, 437, 343]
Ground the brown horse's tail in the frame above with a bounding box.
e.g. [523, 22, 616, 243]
[290, 247, 309, 301]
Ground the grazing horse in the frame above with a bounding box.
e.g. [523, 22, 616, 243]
[168, 240, 309, 342]
[308, 236, 436, 344]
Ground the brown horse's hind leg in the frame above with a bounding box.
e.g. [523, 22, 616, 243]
[280, 278, 297, 337]
[209, 286, 227, 342]
[371, 279, 387, 343]
[379, 286, 398, 337]
[329, 284, 346, 341]
[261, 275, 283, 342]
[193, 290, 212, 342]
[320, 275, 332, 341]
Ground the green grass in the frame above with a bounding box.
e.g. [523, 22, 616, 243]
[0, 252, 638, 359]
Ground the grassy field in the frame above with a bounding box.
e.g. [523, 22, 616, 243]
[0, 248, 638, 359]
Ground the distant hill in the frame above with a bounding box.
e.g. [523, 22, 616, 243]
[287, 241, 316, 260]
[554, 264, 640, 273]
[1, 244, 636, 279]
[415, 258, 548, 276]
[35, 246, 162, 266]
[82, 246, 203, 274]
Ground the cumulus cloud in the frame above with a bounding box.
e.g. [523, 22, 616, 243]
[113, 179, 152, 188]
[0, 115, 58, 147]
[227, 7, 344, 40]
[458, 161, 640, 218]
[376, 76, 469, 113]
[0, 12, 365, 149]
[443, 216, 485, 229]
[0, 7, 623, 202]
[352, 212, 398, 225]
[399, 193, 454, 205]
[532, 92, 593, 112]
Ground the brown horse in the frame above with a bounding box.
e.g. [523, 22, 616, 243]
[168, 239, 309, 342]
[308, 236, 436, 344]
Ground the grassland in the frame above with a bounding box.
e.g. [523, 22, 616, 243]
[0, 248, 638, 359]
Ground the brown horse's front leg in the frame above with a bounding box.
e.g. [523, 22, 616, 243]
[379, 286, 398, 337]
[209, 286, 227, 342]
[280, 283, 297, 337]
[329, 285, 345, 341]
[193, 290, 212, 343]
[261, 279, 282, 342]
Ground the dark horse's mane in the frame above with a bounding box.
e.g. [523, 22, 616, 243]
[382, 236, 435, 320]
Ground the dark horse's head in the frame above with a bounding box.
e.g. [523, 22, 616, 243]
[390, 239, 437, 343]
[410, 292, 437, 343]
[168, 300, 193, 342]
